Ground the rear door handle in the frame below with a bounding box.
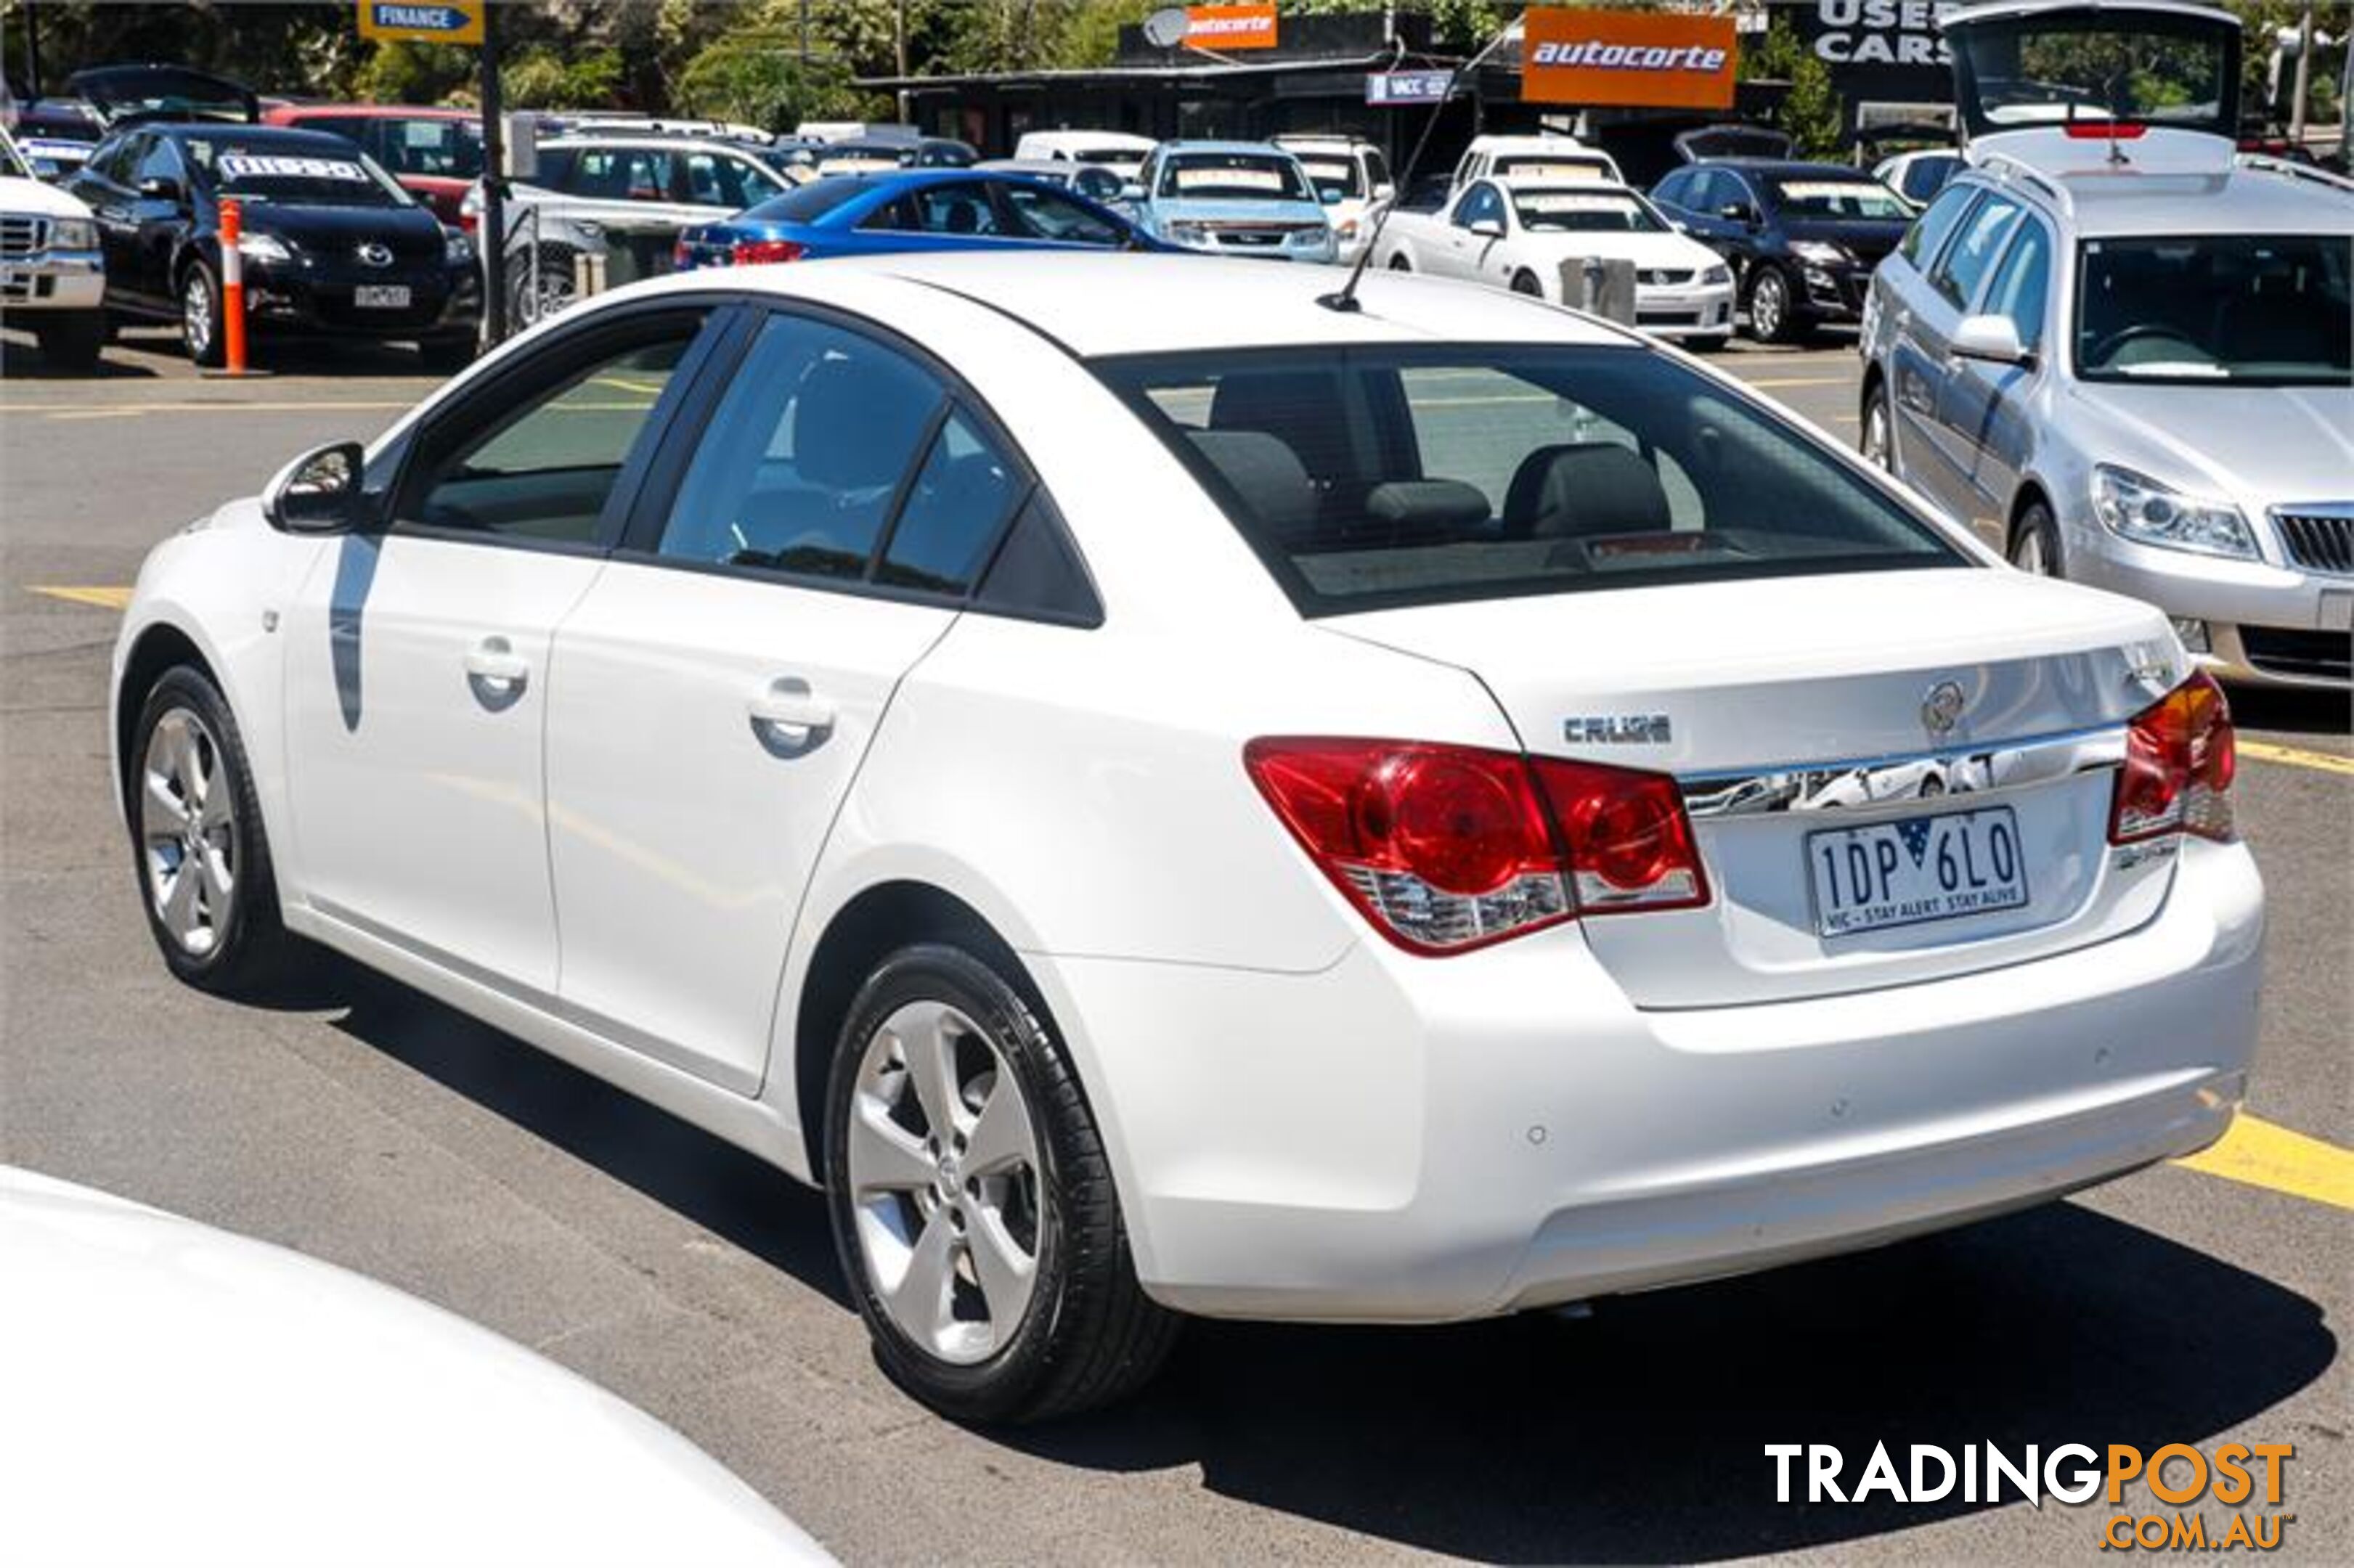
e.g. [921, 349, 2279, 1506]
[746, 678, 834, 745]
[463, 636, 530, 692]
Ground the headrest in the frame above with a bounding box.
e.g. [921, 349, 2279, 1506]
[1187, 428, 1319, 545]
[1502, 441, 1671, 539]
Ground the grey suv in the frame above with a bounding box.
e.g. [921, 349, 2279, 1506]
[1860, 153, 2354, 688]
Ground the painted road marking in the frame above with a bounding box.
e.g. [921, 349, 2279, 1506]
[28, 585, 135, 610]
[2175, 1112, 2354, 1212]
[2239, 740, 2354, 777]
[1741, 375, 1853, 389]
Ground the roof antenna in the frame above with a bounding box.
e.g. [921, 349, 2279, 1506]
[1319, 20, 1520, 314]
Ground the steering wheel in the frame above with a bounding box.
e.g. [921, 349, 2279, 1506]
[2088, 324, 2203, 365]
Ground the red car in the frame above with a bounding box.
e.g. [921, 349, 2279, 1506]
[260, 103, 481, 224]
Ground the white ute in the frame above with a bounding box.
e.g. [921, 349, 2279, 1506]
[110, 253, 2261, 1423]
[0, 124, 105, 369]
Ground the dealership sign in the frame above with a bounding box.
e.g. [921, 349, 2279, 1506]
[1367, 69, 1455, 106]
[356, 0, 483, 45]
[1520, 8, 1738, 110]
[1793, 0, 1951, 102]
[1185, 4, 1279, 52]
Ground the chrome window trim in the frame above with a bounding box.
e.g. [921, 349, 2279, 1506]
[1679, 722, 2126, 820]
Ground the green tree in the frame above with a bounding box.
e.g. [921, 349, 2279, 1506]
[1745, 18, 1844, 158]
[673, 25, 882, 128]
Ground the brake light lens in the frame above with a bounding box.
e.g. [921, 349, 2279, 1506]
[1244, 738, 1708, 954]
[2064, 121, 2148, 140]
[2110, 672, 2236, 844]
[730, 237, 805, 266]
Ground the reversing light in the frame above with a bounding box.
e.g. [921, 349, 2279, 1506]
[2110, 673, 2236, 844]
[1244, 738, 1709, 955]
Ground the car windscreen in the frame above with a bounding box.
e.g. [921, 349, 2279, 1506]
[738, 176, 871, 224]
[1761, 176, 1910, 221]
[1950, 12, 2236, 139]
[1160, 154, 1310, 203]
[371, 116, 482, 179]
[2076, 234, 2353, 386]
[1512, 189, 1664, 234]
[184, 139, 410, 207]
[1298, 158, 1363, 201]
[1092, 345, 1960, 616]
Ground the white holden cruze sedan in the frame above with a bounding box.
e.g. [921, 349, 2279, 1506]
[112, 253, 2261, 1422]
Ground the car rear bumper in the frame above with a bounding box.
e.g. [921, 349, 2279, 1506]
[2063, 524, 2353, 688]
[1040, 835, 2262, 1323]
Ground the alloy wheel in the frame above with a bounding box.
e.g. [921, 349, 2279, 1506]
[1750, 272, 1785, 341]
[1862, 396, 1891, 469]
[182, 271, 213, 360]
[140, 707, 235, 957]
[846, 998, 1043, 1365]
[2012, 524, 2053, 576]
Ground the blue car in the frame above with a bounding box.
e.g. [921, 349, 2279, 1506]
[672, 168, 1155, 269]
[1128, 140, 1338, 264]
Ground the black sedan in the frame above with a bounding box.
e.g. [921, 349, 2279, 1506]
[63, 122, 479, 368]
[1649, 159, 1913, 344]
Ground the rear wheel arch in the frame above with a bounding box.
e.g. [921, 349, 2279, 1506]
[793, 880, 1066, 1181]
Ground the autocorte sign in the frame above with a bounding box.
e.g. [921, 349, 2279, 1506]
[1520, 8, 1738, 109]
[1185, 4, 1278, 51]
[356, 1, 484, 46]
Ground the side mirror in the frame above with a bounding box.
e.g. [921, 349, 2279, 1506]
[1716, 203, 1756, 225]
[138, 175, 182, 202]
[1952, 313, 2032, 367]
[263, 441, 372, 534]
[1119, 182, 1145, 203]
[1319, 188, 1342, 205]
[1373, 181, 1395, 201]
[1468, 216, 1505, 239]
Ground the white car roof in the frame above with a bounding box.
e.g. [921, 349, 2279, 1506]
[1019, 130, 1155, 151]
[1469, 134, 1597, 153]
[634, 251, 1640, 359]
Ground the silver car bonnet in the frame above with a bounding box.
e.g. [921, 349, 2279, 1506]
[2058, 379, 2354, 510]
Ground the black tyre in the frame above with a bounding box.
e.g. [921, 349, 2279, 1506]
[33, 311, 105, 371]
[825, 943, 1178, 1423]
[1510, 269, 1544, 297]
[126, 666, 300, 995]
[1861, 377, 1895, 470]
[2010, 499, 2064, 577]
[181, 261, 226, 368]
[1387, 254, 1412, 271]
[1744, 265, 1799, 345]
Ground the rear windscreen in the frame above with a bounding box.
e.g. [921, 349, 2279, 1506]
[1092, 345, 1960, 616]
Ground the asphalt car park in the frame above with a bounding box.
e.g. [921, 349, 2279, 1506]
[3, 322, 2347, 1561]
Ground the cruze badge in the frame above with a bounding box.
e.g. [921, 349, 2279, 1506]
[357, 242, 394, 267]
[1921, 679, 1968, 736]
[1565, 714, 1672, 746]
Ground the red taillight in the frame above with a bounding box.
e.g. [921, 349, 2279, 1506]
[730, 237, 805, 266]
[457, 211, 478, 234]
[2110, 672, 2236, 845]
[1244, 738, 1707, 955]
[2064, 121, 2147, 140]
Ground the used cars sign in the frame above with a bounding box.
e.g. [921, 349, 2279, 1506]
[1520, 8, 1737, 109]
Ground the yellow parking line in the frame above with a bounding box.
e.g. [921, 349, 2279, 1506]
[1742, 375, 1852, 389]
[28, 585, 134, 610]
[2239, 740, 2354, 778]
[2175, 1112, 2354, 1211]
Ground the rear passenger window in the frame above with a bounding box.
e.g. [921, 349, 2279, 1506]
[879, 410, 1026, 593]
[656, 314, 947, 579]
[1929, 193, 2021, 307]
[1899, 183, 1979, 270]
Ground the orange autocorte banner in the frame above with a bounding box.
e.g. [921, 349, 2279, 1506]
[1186, 4, 1279, 50]
[1521, 7, 1738, 109]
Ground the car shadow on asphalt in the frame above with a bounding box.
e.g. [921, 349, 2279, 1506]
[1007, 1206, 2333, 1561]
[275, 951, 2331, 1562]
[280, 951, 852, 1311]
